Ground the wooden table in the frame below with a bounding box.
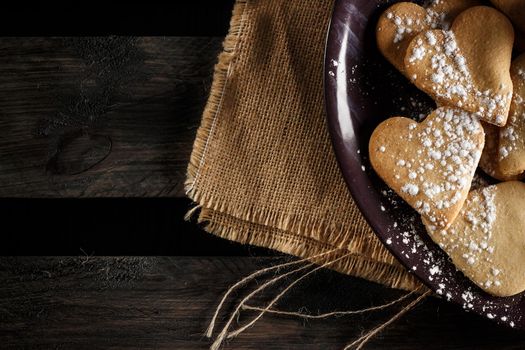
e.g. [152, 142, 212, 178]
[2, 3, 525, 349]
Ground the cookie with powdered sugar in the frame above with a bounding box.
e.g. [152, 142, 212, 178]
[376, 0, 480, 76]
[497, 54, 525, 176]
[478, 122, 524, 181]
[424, 181, 525, 297]
[404, 6, 514, 126]
[369, 107, 484, 229]
[478, 54, 525, 180]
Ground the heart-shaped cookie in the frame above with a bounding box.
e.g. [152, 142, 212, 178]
[369, 107, 484, 229]
[479, 54, 525, 180]
[490, 0, 525, 52]
[427, 0, 482, 28]
[478, 122, 524, 181]
[425, 182, 525, 297]
[497, 54, 525, 176]
[377, 2, 432, 75]
[404, 6, 514, 126]
[376, 0, 480, 75]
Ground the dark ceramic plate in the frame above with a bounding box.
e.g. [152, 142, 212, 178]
[324, 0, 525, 329]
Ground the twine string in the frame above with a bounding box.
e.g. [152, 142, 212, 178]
[343, 288, 431, 350]
[205, 248, 342, 338]
[209, 261, 317, 350]
[225, 252, 353, 340]
[240, 288, 418, 319]
[207, 251, 430, 350]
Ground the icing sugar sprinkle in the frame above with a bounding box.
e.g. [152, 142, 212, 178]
[385, 1, 452, 44]
[518, 69, 525, 81]
[391, 108, 483, 227]
[425, 31, 437, 46]
[407, 30, 512, 123]
[402, 183, 419, 196]
[499, 104, 523, 160]
[430, 186, 502, 289]
[386, 12, 421, 43]
[409, 40, 427, 63]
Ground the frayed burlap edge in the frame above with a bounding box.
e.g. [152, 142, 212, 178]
[185, 0, 421, 291]
[183, 0, 375, 260]
[185, 0, 249, 198]
[187, 193, 398, 266]
[198, 208, 423, 292]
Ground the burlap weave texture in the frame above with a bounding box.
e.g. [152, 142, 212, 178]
[186, 0, 422, 291]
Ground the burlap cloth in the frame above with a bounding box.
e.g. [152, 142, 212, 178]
[186, 0, 422, 291]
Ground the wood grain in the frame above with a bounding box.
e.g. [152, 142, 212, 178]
[0, 37, 221, 198]
[1, 257, 525, 349]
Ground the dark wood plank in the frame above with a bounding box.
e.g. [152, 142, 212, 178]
[1, 257, 525, 349]
[0, 37, 221, 198]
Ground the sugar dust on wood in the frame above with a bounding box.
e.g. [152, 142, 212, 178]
[37, 37, 147, 176]
[0, 256, 152, 287]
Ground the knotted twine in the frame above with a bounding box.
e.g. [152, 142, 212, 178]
[185, 0, 430, 348]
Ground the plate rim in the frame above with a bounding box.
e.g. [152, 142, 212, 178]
[322, 0, 525, 330]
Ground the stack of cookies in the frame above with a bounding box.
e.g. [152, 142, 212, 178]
[371, 0, 525, 297]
